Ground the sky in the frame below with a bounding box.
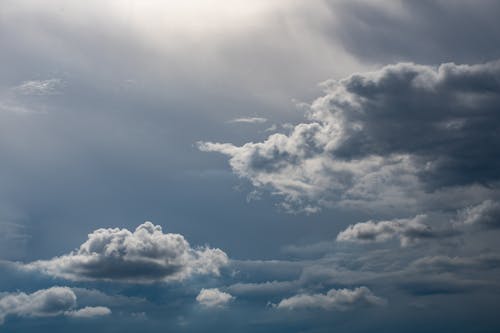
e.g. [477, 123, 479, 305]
[0, 0, 500, 332]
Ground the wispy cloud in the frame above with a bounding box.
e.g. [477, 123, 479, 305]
[228, 117, 267, 124]
[14, 79, 63, 96]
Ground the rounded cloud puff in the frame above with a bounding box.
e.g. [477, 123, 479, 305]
[27, 222, 228, 283]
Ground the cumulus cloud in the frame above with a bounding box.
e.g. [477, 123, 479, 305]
[276, 286, 386, 311]
[199, 60, 500, 212]
[457, 200, 500, 229]
[26, 222, 228, 283]
[336, 214, 455, 246]
[0, 287, 109, 325]
[196, 288, 234, 308]
[228, 117, 268, 124]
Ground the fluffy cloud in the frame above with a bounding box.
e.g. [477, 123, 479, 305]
[276, 286, 386, 311]
[0, 287, 110, 325]
[336, 214, 455, 246]
[199, 60, 500, 212]
[196, 288, 234, 308]
[27, 222, 228, 283]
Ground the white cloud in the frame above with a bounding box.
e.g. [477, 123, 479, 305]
[26, 222, 228, 283]
[196, 288, 234, 308]
[276, 286, 386, 311]
[0, 287, 109, 325]
[228, 117, 268, 124]
[65, 306, 111, 318]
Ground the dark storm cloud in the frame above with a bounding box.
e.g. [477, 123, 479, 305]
[26, 222, 228, 283]
[331, 0, 500, 64]
[200, 60, 500, 211]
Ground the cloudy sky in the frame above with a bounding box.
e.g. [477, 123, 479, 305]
[1, 1, 500, 332]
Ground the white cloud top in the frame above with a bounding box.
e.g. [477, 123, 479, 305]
[196, 288, 234, 308]
[27, 222, 228, 283]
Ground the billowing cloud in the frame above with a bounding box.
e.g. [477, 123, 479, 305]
[26, 222, 228, 283]
[199, 60, 500, 212]
[276, 286, 386, 311]
[0, 287, 109, 325]
[196, 288, 234, 308]
[336, 214, 455, 246]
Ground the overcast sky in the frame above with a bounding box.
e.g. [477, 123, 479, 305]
[1, 1, 500, 332]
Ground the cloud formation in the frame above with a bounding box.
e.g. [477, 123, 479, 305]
[196, 288, 234, 308]
[276, 286, 386, 311]
[199, 60, 500, 212]
[0, 287, 109, 325]
[65, 306, 111, 318]
[458, 200, 500, 229]
[27, 222, 228, 283]
[336, 214, 454, 246]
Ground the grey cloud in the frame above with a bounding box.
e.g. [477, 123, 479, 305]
[276, 286, 386, 311]
[410, 254, 500, 274]
[458, 200, 500, 229]
[71, 288, 148, 309]
[337, 214, 457, 246]
[199, 60, 500, 212]
[331, 0, 500, 64]
[398, 277, 491, 296]
[0, 287, 109, 325]
[26, 222, 228, 283]
[227, 280, 299, 297]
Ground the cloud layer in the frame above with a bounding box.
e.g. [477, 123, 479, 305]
[27, 222, 228, 283]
